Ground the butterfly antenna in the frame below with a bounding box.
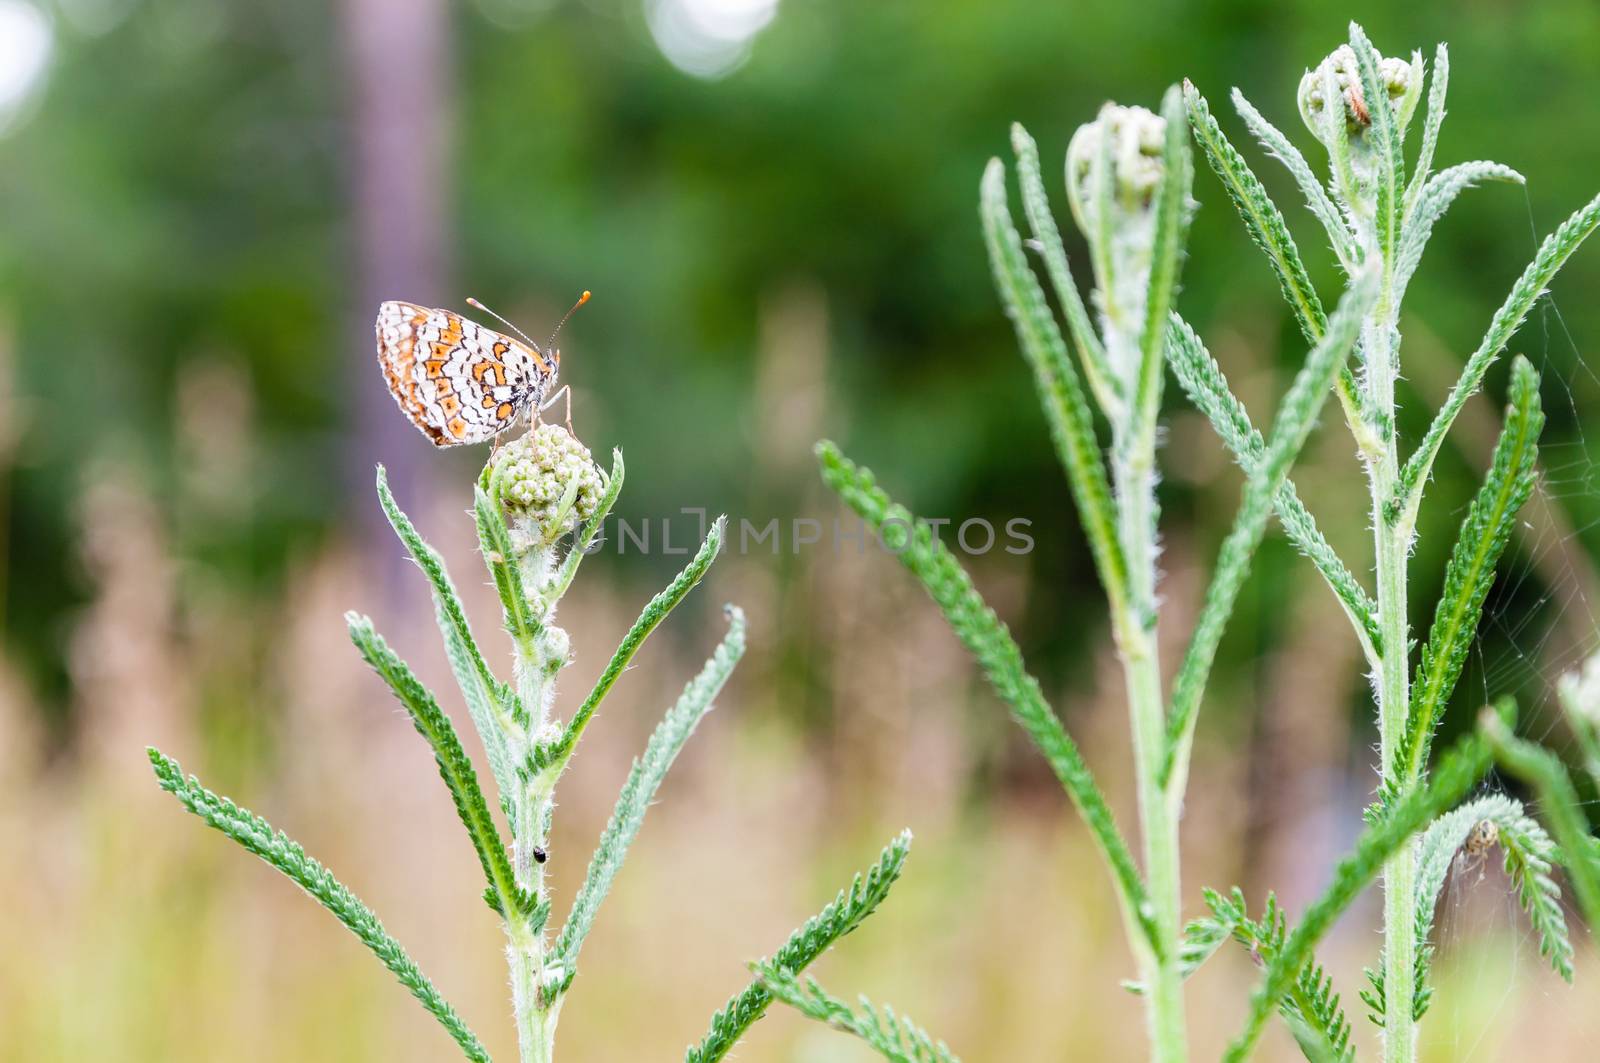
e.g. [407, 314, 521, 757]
[547, 290, 591, 350]
[466, 297, 538, 348]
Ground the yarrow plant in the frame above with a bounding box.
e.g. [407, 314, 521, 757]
[147, 420, 914, 1061]
[771, 22, 1600, 1063]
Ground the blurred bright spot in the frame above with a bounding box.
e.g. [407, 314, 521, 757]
[0, 1, 52, 136]
[646, 0, 779, 80]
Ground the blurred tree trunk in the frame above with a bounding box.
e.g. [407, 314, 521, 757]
[340, 0, 453, 545]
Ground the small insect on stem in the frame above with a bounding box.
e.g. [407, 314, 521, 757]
[533, 846, 548, 864]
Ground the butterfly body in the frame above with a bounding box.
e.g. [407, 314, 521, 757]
[375, 300, 559, 446]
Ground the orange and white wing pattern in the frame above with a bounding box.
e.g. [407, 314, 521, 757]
[375, 301, 559, 447]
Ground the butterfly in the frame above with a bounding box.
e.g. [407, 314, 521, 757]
[375, 292, 587, 446]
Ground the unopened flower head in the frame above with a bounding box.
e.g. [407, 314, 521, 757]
[1297, 43, 1419, 145]
[489, 423, 604, 544]
[1065, 103, 1167, 240]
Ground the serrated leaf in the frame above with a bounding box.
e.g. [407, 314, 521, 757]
[147, 748, 491, 1062]
[1397, 357, 1542, 788]
[1224, 732, 1494, 1062]
[1404, 44, 1450, 214]
[542, 447, 625, 605]
[1183, 80, 1369, 440]
[1395, 160, 1524, 297]
[376, 467, 518, 802]
[1482, 710, 1600, 935]
[541, 517, 724, 774]
[1137, 84, 1192, 430]
[473, 484, 539, 648]
[1165, 270, 1377, 790]
[1197, 887, 1353, 1062]
[980, 155, 1129, 614]
[347, 614, 524, 927]
[1400, 190, 1600, 514]
[686, 831, 913, 1063]
[1348, 23, 1403, 266]
[1165, 314, 1380, 657]
[1010, 123, 1119, 414]
[816, 442, 1154, 952]
[756, 965, 961, 1063]
[1231, 87, 1357, 269]
[556, 605, 745, 975]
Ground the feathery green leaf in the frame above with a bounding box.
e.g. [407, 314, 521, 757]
[1184, 80, 1325, 346]
[980, 156, 1129, 613]
[1010, 123, 1118, 413]
[540, 517, 723, 774]
[1223, 730, 1494, 1062]
[685, 831, 913, 1063]
[544, 448, 625, 605]
[1230, 88, 1356, 269]
[1404, 44, 1450, 215]
[1164, 270, 1377, 789]
[1400, 191, 1600, 512]
[1203, 888, 1354, 1063]
[756, 965, 961, 1063]
[1316, 63, 1360, 240]
[1165, 314, 1380, 655]
[1481, 709, 1600, 933]
[147, 748, 491, 1062]
[816, 441, 1155, 950]
[1397, 357, 1542, 788]
[1183, 81, 1369, 442]
[1395, 161, 1524, 297]
[1349, 23, 1403, 267]
[376, 466, 517, 801]
[473, 485, 539, 648]
[1137, 84, 1191, 432]
[1375, 792, 1572, 1025]
[556, 604, 745, 975]
[346, 615, 540, 923]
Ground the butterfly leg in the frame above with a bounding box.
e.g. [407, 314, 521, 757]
[538, 385, 573, 434]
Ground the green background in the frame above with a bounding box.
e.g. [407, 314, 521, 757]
[2, 0, 1597, 1059]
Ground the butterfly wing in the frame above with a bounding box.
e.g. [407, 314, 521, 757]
[375, 301, 556, 446]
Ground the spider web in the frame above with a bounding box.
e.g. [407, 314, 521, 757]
[1413, 186, 1600, 1059]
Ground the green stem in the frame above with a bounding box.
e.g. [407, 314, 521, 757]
[508, 540, 563, 1063]
[1366, 297, 1417, 1062]
[1109, 339, 1186, 1062]
[1128, 641, 1185, 1062]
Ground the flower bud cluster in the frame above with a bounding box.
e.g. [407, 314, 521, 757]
[488, 423, 604, 546]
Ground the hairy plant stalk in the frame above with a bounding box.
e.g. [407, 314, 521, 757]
[1131, 647, 1186, 1063]
[1373, 448, 1417, 1062]
[1065, 94, 1191, 1061]
[1110, 341, 1186, 1063]
[509, 539, 564, 1062]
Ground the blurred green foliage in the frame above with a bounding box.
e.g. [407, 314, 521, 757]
[5, 0, 1600, 738]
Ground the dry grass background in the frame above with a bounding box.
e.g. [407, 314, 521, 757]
[2, 449, 1596, 1062]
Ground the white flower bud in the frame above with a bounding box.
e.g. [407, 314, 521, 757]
[1065, 103, 1167, 239]
[488, 423, 604, 546]
[1297, 44, 1416, 145]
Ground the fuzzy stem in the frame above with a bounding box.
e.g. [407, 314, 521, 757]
[1376, 514, 1417, 1063]
[1128, 639, 1185, 1062]
[508, 539, 564, 1063]
[1364, 289, 1418, 1061]
[1107, 329, 1186, 1063]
